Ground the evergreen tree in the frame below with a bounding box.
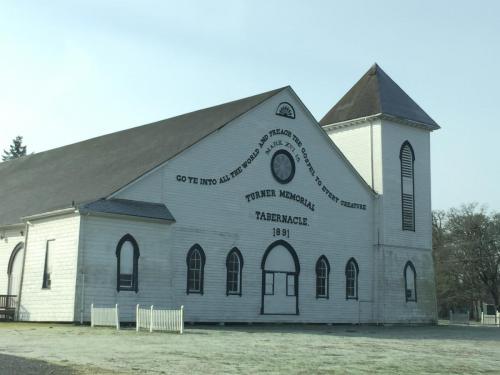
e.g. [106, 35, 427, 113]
[2, 136, 27, 161]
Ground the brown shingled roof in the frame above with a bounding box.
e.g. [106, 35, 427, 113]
[320, 64, 439, 129]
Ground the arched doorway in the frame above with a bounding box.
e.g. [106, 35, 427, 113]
[7, 242, 24, 296]
[261, 240, 300, 315]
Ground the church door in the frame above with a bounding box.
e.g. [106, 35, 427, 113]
[261, 240, 300, 315]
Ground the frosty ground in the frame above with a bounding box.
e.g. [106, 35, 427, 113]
[0, 322, 499, 374]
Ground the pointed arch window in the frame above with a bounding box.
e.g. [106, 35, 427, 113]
[400, 141, 415, 231]
[404, 261, 417, 302]
[116, 234, 140, 292]
[226, 248, 243, 296]
[7, 242, 24, 295]
[345, 258, 359, 300]
[186, 244, 206, 295]
[315, 256, 330, 299]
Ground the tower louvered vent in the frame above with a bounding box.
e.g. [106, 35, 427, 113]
[400, 142, 415, 231]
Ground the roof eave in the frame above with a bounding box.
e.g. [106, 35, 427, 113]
[321, 113, 440, 131]
[77, 209, 175, 224]
[21, 207, 77, 222]
[321, 113, 383, 131]
[380, 113, 440, 130]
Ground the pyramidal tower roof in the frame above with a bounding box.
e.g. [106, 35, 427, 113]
[320, 64, 439, 130]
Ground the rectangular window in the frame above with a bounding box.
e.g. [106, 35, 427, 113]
[286, 274, 296, 296]
[42, 240, 54, 289]
[264, 272, 274, 295]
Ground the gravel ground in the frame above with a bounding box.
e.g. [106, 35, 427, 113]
[0, 322, 500, 374]
[0, 353, 78, 375]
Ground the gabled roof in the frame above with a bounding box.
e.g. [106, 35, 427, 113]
[320, 64, 439, 129]
[0, 87, 285, 226]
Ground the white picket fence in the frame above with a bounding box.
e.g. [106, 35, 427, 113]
[91, 304, 120, 330]
[136, 305, 184, 334]
[481, 312, 500, 326]
[449, 310, 469, 325]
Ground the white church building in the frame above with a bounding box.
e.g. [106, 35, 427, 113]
[0, 64, 439, 324]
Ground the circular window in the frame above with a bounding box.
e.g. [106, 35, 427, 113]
[271, 149, 295, 184]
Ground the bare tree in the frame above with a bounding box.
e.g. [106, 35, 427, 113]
[433, 204, 500, 317]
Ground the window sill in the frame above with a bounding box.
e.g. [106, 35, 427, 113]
[118, 288, 137, 292]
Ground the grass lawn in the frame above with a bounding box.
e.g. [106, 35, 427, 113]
[0, 322, 499, 374]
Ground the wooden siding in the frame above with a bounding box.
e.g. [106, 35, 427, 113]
[115, 89, 378, 323]
[328, 117, 437, 323]
[18, 214, 80, 321]
[76, 215, 173, 322]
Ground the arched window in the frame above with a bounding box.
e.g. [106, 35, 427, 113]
[226, 248, 243, 296]
[400, 141, 415, 231]
[404, 261, 417, 302]
[116, 234, 139, 292]
[345, 258, 359, 300]
[186, 244, 206, 295]
[7, 242, 24, 296]
[315, 255, 330, 299]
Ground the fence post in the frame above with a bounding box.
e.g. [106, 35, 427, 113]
[182, 305, 185, 334]
[481, 311, 484, 324]
[136, 304, 140, 332]
[115, 304, 120, 331]
[150, 305, 154, 333]
[91, 304, 94, 327]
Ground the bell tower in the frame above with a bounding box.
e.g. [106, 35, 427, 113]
[320, 64, 440, 323]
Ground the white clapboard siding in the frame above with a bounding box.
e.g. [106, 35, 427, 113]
[115, 90, 379, 324]
[328, 116, 436, 324]
[5, 87, 437, 324]
[114, 89, 436, 324]
[18, 214, 80, 322]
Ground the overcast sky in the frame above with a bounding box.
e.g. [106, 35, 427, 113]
[1, 1, 499, 211]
